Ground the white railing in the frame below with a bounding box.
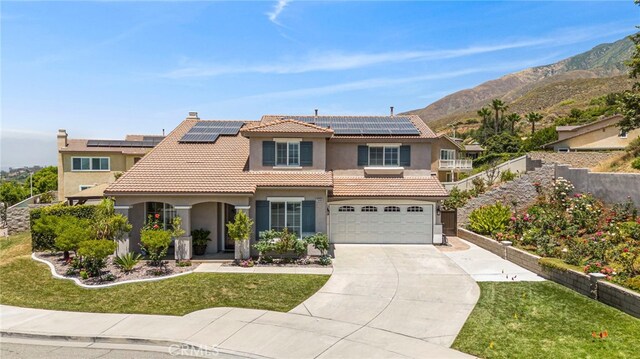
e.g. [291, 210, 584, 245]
[442, 155, 529, 190]
[438, 159, 473, 170]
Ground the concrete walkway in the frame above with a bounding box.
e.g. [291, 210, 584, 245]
[194, 263, 333, 275]
[1, 245, 477, 358]
[440, 237, 544, 282]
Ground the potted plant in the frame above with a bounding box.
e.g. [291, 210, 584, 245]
[191, 228, 211, 256]
[226, 211, 254, 261]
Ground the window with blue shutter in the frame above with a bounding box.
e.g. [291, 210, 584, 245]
[302, 200, 316, 234]
[255, 201, 270, 238]
[262, 141, 275, 166]
[400, 145, 411, 166]
[300, 141, 313, 166]
[357, 145, 369, 166]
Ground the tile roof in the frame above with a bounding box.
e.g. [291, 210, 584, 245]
[331, 176, 448, 198]
[542, 115, 624, 148]
[260, 115, 437, 139]
[242, 119, 334, 135]
[105, 120, 333, 194]
[60, 139, 150, 155]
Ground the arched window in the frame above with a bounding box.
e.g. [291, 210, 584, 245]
[338, 206, 355, 212]
[361, 206, 378, 212]
[384, 206, 400, 212]
[407, 206, 424, 212]
[146, 202, 176, 229]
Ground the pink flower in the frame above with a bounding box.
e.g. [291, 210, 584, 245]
[155, 213, 160, 219]
[153, 224, 159, 229]
[623, 248, 629, 253]
[511, 217, 517, 222]
[596, 231, 603, 237]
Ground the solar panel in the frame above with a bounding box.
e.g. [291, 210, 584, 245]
[179, 121, 244, 143]
[288, 116, 420, 136]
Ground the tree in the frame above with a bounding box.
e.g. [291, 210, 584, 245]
[484, 133, 523, 153]
[0, 181, 29, 206]
[226, 211, 254, 260]
[525, 112, 543, 135]
[476, 107, 493, 141]
[30, 166, 58, 194]
[490, 99, 507, 133]
[506, 113, 522, 134]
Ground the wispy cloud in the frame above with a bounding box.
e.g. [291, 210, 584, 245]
[267, 0, 291, 26]
[162, 23, 632, 79]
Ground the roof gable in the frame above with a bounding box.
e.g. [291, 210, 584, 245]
[241, 119, 334, 135]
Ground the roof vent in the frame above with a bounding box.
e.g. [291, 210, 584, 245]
[390, 106, 394, 117]
[187, 111, 199, 119]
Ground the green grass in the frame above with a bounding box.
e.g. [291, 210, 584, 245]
[0, 232, 328, 315]
[453, 282, 640, 359]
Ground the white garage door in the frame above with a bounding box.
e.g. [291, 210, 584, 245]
[329, 204, 433, 244]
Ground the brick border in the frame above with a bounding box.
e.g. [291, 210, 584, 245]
[458, 228, 640, 318]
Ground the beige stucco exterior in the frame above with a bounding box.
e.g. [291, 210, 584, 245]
[551, 126, 640, 151]
[249, 137, 327, 171]
[326, 139, 432, 172]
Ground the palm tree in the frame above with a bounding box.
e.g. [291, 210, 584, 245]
[477, 107, 493, 140]
[525, 112, 543, 135]
[506, 113, 522, 134]
[490, 99, 506, 133]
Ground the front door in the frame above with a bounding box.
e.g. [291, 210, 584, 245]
[224, 204, 236, 251]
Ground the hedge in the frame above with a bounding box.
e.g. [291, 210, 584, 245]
[30, 203, 98, 251]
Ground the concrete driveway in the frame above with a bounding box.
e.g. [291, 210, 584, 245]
[1, 245, 479, 358]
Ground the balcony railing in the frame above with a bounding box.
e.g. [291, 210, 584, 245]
[438, 159, 473, 170]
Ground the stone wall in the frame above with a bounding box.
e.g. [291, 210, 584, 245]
[555, 165, 640, 207]
[458, 228, 640, 318]
[7, 204, 51, 235]
[528, 151, 621, 169]
[458, 164, 555, 224]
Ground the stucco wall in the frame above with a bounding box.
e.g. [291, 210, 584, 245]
[249, 137, 327, 171]
[555, 165, 640, 207]
[191, 202, 219, 254]
[326, 140, 432, 171]
[553, 127, 640, 151]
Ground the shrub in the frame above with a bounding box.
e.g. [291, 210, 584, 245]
[114, 252, 142, 272]
[93, 199, 133, 242]
[140, 229, 172, 266]
[471, 177, 486, 194]
[567, 194, 603, 235]
[30, 203, 97, 251]
[226, 211, 253, 242]
[468, 202, 511, 236]
[318, 255, 332, 266]
[551, 177, 574, 207]
[484, 133, 523, 154]
[443, 187, 472, 210]
[77, 240, 117, 277]
[254, 228, 307, 260]
[535, 232, 558, 257]
[34, 215, 93, 259]
[304, 233, 330, 257]
[622, 276, 640, 291]
[606, 243, 640, 276]
[610, 197, 638, 222]
[632, 157, 640, 170]
[564, 237, 589, 266]
[191, 228, 212, 246]
[500, 169, 517, 182]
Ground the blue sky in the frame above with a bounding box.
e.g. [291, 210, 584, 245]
[1, 0, 638, 168]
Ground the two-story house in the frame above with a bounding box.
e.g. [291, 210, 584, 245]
[542, 115, 640, 152]
[104, 112, 453, 258]
[57, 129, 163, 204]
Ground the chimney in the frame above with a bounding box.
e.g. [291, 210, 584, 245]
[57, 129, 68, 148]
[187, 111, 199, 119]
[314, 109, 318, 118]
[390, 106, 394, 117]
[162, 129, 165, 136]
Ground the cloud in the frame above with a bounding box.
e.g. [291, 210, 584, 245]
[267, 0, 291, 26]
[162, 23, 633, 79]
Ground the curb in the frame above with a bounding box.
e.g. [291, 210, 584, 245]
[31, 253, 195, 289]
[0, 330, 267, 359]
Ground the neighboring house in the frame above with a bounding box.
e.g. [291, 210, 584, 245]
[434, 136, 473, 182]
[57, 129, 163, 203]
[542, 115, 640, 152]
[104, 112, 454, 258]
[463, 142, 485, 160]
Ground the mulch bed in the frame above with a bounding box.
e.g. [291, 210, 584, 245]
[35, 252, 198, 286]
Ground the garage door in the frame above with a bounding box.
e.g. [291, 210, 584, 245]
[329, 204, 433, 244]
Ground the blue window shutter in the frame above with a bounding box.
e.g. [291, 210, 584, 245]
[262, 141, 275, 166]
[302, 200, 316, 233]
[255, 201, 270, 238]
[300, 141, 313, 166]
[357, 145, 368, 166]
[400, 145, 411, 166]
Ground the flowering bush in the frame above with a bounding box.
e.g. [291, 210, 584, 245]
[583, 261, 615, 279]
[551, 177, 575, 208]
[566, 193, 602, 235]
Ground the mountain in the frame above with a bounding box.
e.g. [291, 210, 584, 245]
[404, 36, 636, 130]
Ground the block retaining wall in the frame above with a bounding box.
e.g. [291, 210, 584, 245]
[458, 227, 640, 318]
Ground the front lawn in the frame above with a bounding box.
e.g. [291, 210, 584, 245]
[453, 282, 640, 359]
[0, 232, 328, 315]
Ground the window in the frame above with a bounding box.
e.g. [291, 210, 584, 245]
[440, 149, 456, 160]
[338, 206, 355, 212]
[72, 157, 110, 171]
[270, 201, 301, 237]
[361, 206, 378, 212]
[78, 185, 94, 191]
[407, 206, 424, 212]
[619, 130, 628, 139]
[134, 157, 142, 164]
[384, 206, 400, 212]
[557, 148, 570, 153]
[369, 146, 399, 166]
[275, 141, 300, 166]
[146, 202, 176, 230]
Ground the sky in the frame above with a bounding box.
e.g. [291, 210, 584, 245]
[1, 0, 638, 169]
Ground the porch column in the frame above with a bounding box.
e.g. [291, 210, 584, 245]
[174, 206, 192, 260]
[234, 205, 251, 260]
[114, 205, 133, 256]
